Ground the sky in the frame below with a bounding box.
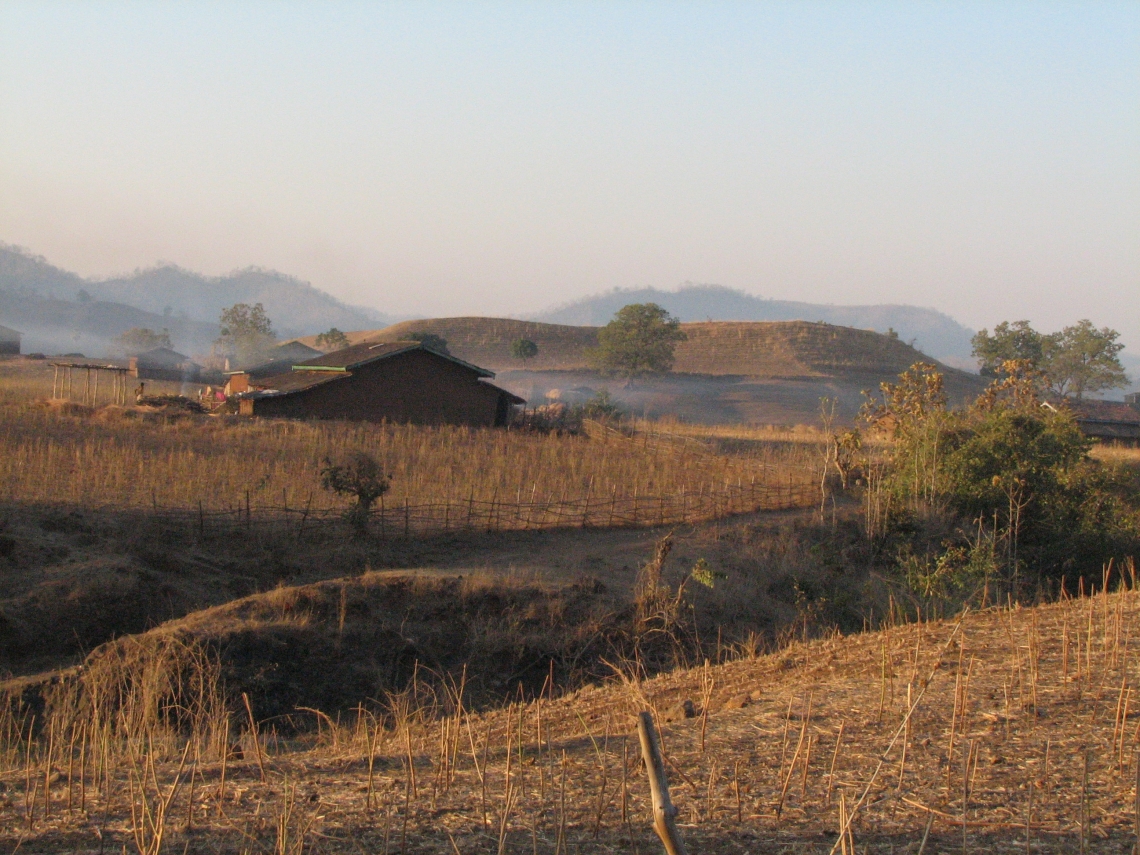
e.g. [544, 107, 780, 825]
[1, 2, 1137, 346]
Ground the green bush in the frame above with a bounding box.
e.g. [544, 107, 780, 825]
[862, 362, 1139, 604]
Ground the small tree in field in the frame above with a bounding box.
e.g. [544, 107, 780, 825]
[591, 303, 686, 378]
[320, 452, 391, 535]
[510, 338, 538, 362]
[315, 327, 350, 352]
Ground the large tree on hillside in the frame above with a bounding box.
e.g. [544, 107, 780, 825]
[972, 319, 1128, 400]
[114, 327, 172, 355]
[216, 302, 275, 366]
[1042, 320, 1128, 400]
[971, 321, 1045, 377]
[592, 303, 687, 378]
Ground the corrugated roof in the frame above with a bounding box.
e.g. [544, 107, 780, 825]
[1070, 399, 1140, 424]
[0, 324, 21, 338]
[295, 341, 495, 377]
[243, 370, 347, 397]
[136, 347, 193, 365]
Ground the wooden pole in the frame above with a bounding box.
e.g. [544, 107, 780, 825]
[637, 712, 688, 855]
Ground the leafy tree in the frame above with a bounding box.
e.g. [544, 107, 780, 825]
[1041, 320, 1128, 400]
[114, 327, 172, 355]
[320, 452, 391, 535]
[591, 303, 687, 378]
[972, 318, 1127, 399]
[217, 303, 275, 366]
[408, 332, 450, 355]
[863, 361, 1138, 603]
[315, 327, 350, 352]
[510, 338, 538, 362]
[971, 321, 1044, 377]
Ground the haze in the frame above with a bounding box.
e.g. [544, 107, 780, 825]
[1, 2, 1137, 347]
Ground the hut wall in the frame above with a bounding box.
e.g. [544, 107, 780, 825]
[250, 349, 504, 426]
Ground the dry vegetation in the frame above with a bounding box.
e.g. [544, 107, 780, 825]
[0, 359, 819, 520]
[6, 571, 1140, 853]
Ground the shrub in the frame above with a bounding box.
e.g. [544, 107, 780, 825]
[319, 452, 391, 535]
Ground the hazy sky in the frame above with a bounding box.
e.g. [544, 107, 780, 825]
[2, 2, 1137, 344]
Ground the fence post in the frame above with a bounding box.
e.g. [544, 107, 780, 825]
[637, 712, 688, 855]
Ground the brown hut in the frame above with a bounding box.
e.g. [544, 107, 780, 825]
[238, 341, 524, 426]
[0, 324, 21, 355]
[129, 347, 202, 382]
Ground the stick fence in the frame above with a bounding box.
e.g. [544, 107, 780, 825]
[137, 474, 819, 539]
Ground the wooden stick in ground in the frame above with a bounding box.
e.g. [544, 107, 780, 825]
[636, 711, 688, 855]
[242, 692, 267, 783]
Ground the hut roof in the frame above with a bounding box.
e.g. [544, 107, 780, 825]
[292, 341, 496, 377]
[243, 342, 523, 403]
[268, 340, 323, 361]
[244, 370, 344, 396]
[1069, 399, 1140, 424]
[135, 347, 194, 366]
[0, 324, 21, 338]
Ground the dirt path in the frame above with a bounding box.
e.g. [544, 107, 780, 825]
[368, 504, 818, 594]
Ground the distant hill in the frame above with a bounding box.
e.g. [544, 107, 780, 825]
[0, 244, 398, 356]
[309, 316, 986, 424]
[532, 284, 977, 363]
[350, 316, 969, 378]
[0, 288, 219, 357]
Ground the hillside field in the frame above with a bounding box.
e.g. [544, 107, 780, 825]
[6, 576, 1140, 853]
[298, 317, 987, 425]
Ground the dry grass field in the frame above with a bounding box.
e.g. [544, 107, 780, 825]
[0, 358, 819, 517]
[5, 575, 1140, 853]
[3, 349, 1138, 853]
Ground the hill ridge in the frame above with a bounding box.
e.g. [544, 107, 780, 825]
[532, 282, 977, 361]
[308, 315, 972, 381]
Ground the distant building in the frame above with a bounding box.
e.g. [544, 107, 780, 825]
[129, 347, 202, 382]
[0, 324, 21, 355]
[269, 340, 324, 362]
[1068, 399, 1140, 446]
[238, 341, 525, 427]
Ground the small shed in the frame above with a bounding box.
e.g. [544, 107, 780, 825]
[238, 341, 525, 427]
[129, 347, 202, 383]
[0, 324, 21, 355]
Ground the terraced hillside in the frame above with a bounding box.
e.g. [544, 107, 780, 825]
[308, 317, 960, 378]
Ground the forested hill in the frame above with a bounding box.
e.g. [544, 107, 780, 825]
[533, 284, 976, 363]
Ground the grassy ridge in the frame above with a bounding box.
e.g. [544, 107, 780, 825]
[309, 317, 961, 378]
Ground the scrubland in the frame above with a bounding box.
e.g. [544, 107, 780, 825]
[5, 575, 1140, 853]
[3, 354, 1140, 852]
